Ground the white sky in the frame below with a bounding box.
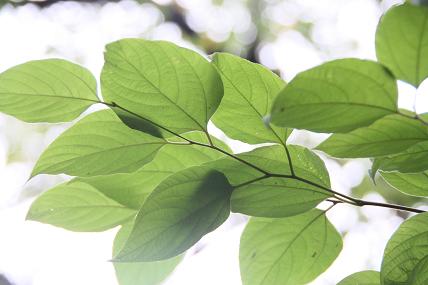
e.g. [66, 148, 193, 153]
[0, 0, 427, 285]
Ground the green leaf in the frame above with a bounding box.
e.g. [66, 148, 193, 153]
[376, 3, 428, 87]
[113, 222, 182, 285]
[372, 141, 428, 174]
[114, 166, 233, 262]
[0, 59, 98, 123]
[31, 109, 167, 177]
[381, 212, 428, 285]
[239, 210, 342, 285]
[206, 145, 331, 188]
[231, 177, 330, 218]
[317, 114, 428, 158]
[337, 271, 380, 285]
[271, 59, 398, 133]
[380, 171, 428, 197]
[409, 256, 428, 285]
[75, 132, 229, 210]
[101, 39, 223, 134]
[112, 106, 166, 139]
[211, 53, 291, 144]
[27, 182, 136, 232]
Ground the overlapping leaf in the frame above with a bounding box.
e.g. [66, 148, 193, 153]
[337, 270, 380, 285]
[376, 3, 428, 87]
[101, 39, 223, 133]
[271, 59, 398, 133]
[0, 59, 98, 122]
[371, 141, 428, 175]
[381, 171, 428, 197]
[113, 222, 182, 285]
[75, 132, 229, 209]
[317, 114, 428, 158]
[239, 210, 342, 285]
[32, 110, 167, 177]
[27, 182, 136, 232]
[114, 167, 233, 262]
[211, 53, 290, 144]
[381, 212, 428, 285]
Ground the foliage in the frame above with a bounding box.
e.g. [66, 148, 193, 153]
[0, 3, 427, 285]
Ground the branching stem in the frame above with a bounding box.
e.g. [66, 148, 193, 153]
[105, 101, 425, 214]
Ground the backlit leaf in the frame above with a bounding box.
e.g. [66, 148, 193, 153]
[240, 210, 342, 285]
[271, 59, 397, 133]
[114, 167, 232, 262]
[0, 59, 98, 122]
[376, 3, 428, 87]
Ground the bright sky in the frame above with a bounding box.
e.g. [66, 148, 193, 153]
[0, 0, 427, 284]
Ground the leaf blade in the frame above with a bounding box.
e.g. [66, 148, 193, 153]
[101, 39, 223, 133]
[239, 210, 342, 285]
[271, 59, 397, 133]
[0, 59, 98, 122]
[114, 166, 233, 262]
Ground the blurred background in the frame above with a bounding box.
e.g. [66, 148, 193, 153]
[0, 0, 427, 284]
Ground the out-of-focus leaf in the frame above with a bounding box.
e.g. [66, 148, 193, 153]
[337, 270, 380, 285]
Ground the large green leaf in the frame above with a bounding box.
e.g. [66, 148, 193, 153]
[0, 59, 98, 123]
[239, 210, 342, 285]
[113, 222, 182, 285]
[32, 110, 167, 177]
[271, 59, 398, 133]
[372, 141, 428, 175]
[381, 171, 428, 197]
[206, 144, 331, 187]
[231, 177, 330, 218]
[101, 39, 223, 134]
[75, 132, 229, 210]
[27, 182, 136, 232]
[204, 144, 332, 217]
[337, 271, 380, 285]
[376, 4, 428, 87]
[381, 212, 428, 285]
[114, 167, 233, 262]
[317, 114, 428, 158]
[409, 256, 428, 285]
[211, 53, 290, 144]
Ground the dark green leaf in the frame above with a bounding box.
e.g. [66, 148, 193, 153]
[114, 167, 233, 262]
[317, 114, 428, 158]
[31, 110, 167, 177]
[271, 59, 397, 133]
[381, 212, 428, 285]
[239, 210, 342, 285]
[0, 59, 98, 123]
[113, 222, 182, 285]
[376, 3, 428, 87]
[372, 141, 428, 174]
[211, 53, 291, 144]
[337, 270, 380, 285]
[27, 182, 136, 232]
[101, 39, 223, 133]
[381, 171, 428, 197]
